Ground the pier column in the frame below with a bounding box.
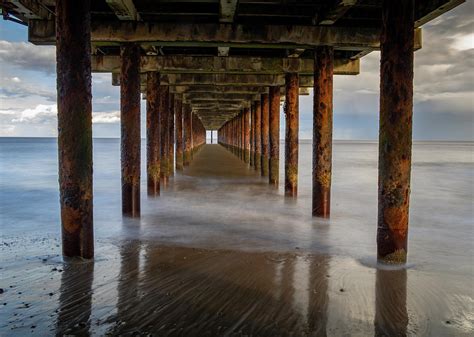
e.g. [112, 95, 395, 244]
[261, 94, 270, 177]
[269, 86, 280, 186]
[254, 100, 262, 172]
[313, 46, 334, 217]
[146, 72, 161, 196]
[250, 103, 255, 166]
[183, 104, 192, 166]
[160, 87, 170, 185]
[56, 0, 93, 258]
[120, 44, 141, 216]
[377, 0, 414, 264]
[168, 95, 175, 176]
[240, 112, 245, 160]
[175, 99, 183, 170]
[285, 73, 299, 197]
[211, 130, 213, 144]
[244, 108, 250, 163]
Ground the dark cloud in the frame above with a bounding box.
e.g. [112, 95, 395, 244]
[0, 40, 55, 74]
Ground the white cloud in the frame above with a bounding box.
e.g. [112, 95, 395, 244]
[92, 111, 120, 124]
[0, 40, 55, 73]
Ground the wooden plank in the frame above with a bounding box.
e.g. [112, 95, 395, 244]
[415, 0, 465, 27]
[318, 0, 357, 25]
[105, 0, 140, 20]
[220, 0, 239, 23]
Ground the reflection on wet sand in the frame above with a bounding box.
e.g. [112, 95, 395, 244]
[107, 243, 329, 336]
[56, 260, 94, 336]
[374, 269, 408, 337]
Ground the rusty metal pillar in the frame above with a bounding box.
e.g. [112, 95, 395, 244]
[120, 44, 141, 216]
[285, 73, 299, 197]
[313, 46, 334, 217]
[254, 101, 262, 173]
[159, 86, 170, 186]
[261, 94, 270, 177]
[244, 108, 250, 163]
[168, 95, 175, 177]
[175, 99, 183, 170]
[211, 130, 213, 144]
[56, 0, 93, 258]
[269, 86, 280, 187]
[146, 72, 161, 196]
[183, 104, 192, 166]
[250, 104, 255, 166]
[377, 0, 414, 264]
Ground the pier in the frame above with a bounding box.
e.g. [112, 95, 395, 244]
[1, 0, 465, 265]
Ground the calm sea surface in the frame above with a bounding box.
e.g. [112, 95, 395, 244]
[0, 138, 473, 336]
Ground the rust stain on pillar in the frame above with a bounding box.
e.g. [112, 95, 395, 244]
[285, 73, 299, 197]
[160, 86, 170, 186]
[254, 101, 262, 172]
[175, 99, 183, 170]
[261, 94, 270, 177]
[250, 104, 255, 166]
[168, 94, 175, 176]
[120, 44, 141, 217]
[56, 0, 93, 258]
[244, 108, 250, 163]
[183, 104, 192, 166]
[377, 0, 414, 264]
[269, 86, 280, 187]
[146, 72, 161, 196]
[312, 46, 334, 217]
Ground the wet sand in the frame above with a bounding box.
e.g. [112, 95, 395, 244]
[1, 142, 473, 336]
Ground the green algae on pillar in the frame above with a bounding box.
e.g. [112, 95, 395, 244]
[160, 86, 170, 186]
[121, 44, 141, 216]
[285, 73, 299, 197]
[254, 101, 262, 173]
[312, 46, 334, 217]
[146, 72, 161, 196]
[377, 0, 414, 264]
[175, 98, 184, 170]
[56, 0, 94, 258]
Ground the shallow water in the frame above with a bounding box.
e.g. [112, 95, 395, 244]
[0, 138, 473, 336]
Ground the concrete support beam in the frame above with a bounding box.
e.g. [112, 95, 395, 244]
[183, 104, 192, 166]
[269, 86, 280, 187]
[92, 55, 360, 75]
[175, 99, 184, 170]
[29, 20, 386, 50]
[284, 73, 299, 197]
[105, 0, 140, 21]
[261, 93, 270, 177]
[312, 46, 334, 218]
[146, 72, 161, 196]
[377, 0, 415, 265]
[56, 0, 93, 258]
[120, 44, 141, 217]
[11, 0, 51, 19]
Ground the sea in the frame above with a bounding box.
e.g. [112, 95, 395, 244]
[0, 137, 473, 336]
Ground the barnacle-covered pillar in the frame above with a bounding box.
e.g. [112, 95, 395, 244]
[377, 0, 414, 264]
[285, 73, 299, 197]
[56, 0, 93, 258]
[146, 72, 161, 196]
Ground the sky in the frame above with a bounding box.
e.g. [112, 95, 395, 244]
[0, 3, 472, 140]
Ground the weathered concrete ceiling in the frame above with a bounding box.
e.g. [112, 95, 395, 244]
[0, 0, 464, 129]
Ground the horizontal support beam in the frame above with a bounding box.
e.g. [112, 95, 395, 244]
[92, 55, 359, 75]
[184, 93, 259, 102]
[114, 73, 329, 88]
[30, 20, 392, 50]
[171, 85, 269, 94]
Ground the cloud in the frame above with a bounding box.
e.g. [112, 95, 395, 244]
[0, 76, 56, 101]
[11, 104, 57, 123]
[0, 40, 55, 74]
[93, 111, 120, 124]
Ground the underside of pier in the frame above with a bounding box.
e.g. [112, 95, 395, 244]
[0, 0, 464, 263]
